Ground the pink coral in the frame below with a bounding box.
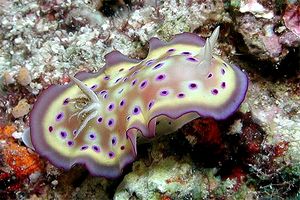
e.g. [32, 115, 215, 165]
[283, 4, 300, 37]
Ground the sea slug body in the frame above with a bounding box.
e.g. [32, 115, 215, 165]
[29, 27, 248, 178]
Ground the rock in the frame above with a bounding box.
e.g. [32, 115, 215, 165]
[16, 67, 32, 86]
[279, 31, 300, 47]
[239, 0, 274, 19]
[231, 1, 299, 63]
[114, 157, 209, 200]
[2, 71, 15, 85]
[51, 180, 58, 186]
[283, 4, 300, 37]
[12, 99, 31, 118]
[29, 171, 41, 183]
[114, 156, 245, 200]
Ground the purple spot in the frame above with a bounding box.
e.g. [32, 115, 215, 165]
[207, 73, 213, 78]
[63, 98, 69, 105]
[80, 145, 88, 151]
[120, 145, 125, 150]
[90, 84, 97, 90]
[99, 90, 107, 95]
[181, 51, 191, 55]
[148, 100, 155, 110]
[108, 119, 114, 127]
[123, 77, 128, 82]
[155, 74, 166, 81]
[48, 126, 53, 132]
[221, 68, 225, 75]
[92, 145, 101, 153]
[56, 112, 64, 121]
[189, 83, 197, 89]
[126, 116, 131, 121]
[221, 82, 226, 88]
[108, 151, 115, 158]
[112, 136, 117, 146]
[97, 117, 103, 123]
[168, 48, 175, 52]
[131, 79, 137, 86]
[132, 106, 141, 115]
[187, 57, 198, 62]
[211, 89, 219, 95]
[160, 90, 169, 96]
[104, 76, 110, 80]
[108, 103, 114, 111]
[118, 88, 124, 94]
[104, 94, 108, 99]
[60, 131, 67, 138]
[120, 99, 126, 107]
[73, 130, 77, 135]
[177, 93, 185, 98]
[115, 77, 121, 83]
[153, 63, 163, 70]
[89, 133, 96, 140]
[119, 68, 124, 72]
[140, 80, 148, 89]
[145, 60, 154, 66]
[67, 140, 74, 146]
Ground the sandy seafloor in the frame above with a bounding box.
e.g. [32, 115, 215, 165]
[0, 0, 299, 199]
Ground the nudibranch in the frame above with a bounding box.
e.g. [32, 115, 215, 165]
[29, 27, 248, 178]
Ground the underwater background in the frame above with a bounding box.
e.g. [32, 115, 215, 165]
[0, 0, 299, 199]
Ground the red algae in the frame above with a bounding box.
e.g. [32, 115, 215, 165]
[223, 166, 246, 191]
[273, 141, 289, 157]
[0, 125, 16, 140]
[240, 114, 264, 157]
[160, 195, 172, 200]
[182, 118, 223, 147]
[181, 117, 226, 167]
[180, 112, 293, 193]
[2, 141, 43, 178]
[0, 125, 44, 198]
[58, 74, 71, 85]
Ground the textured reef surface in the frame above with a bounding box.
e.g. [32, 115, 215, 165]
[28, 27, 248, 178]
[0, 0, 299, 199]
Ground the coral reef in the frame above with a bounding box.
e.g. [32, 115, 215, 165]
[230, 0, 300, 63]
[0, 125, 44, 198]
[28, 27, 248, 178]
[114, 157, 240, 199]
[0, 0, 299, 199]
